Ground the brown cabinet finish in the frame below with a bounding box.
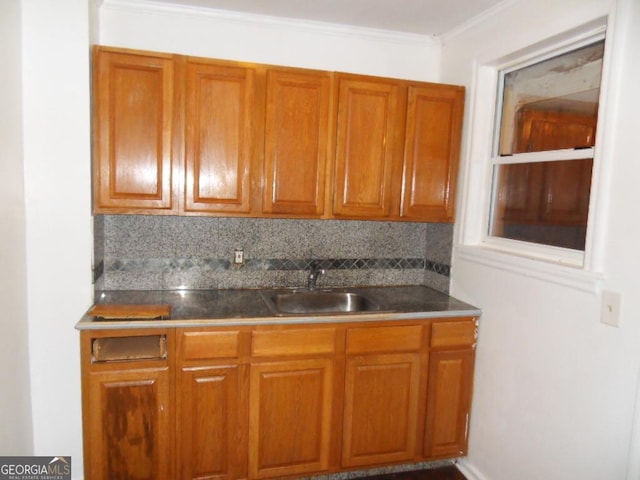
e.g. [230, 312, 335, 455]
[342, 325, 426, 468]
[93, 47, 179, 213]
[401, 84, 464, 222]
[184, 60, 259, 214]
[263, 68, 332, 216]
[424, 349, 475, 459]
[92, 46, 465, 222]
[81, 329, 175, 480]
[86, 368, 173, 480]
[81, 317, 477, 480]
[342, 352, 423, 467]
[176, 327, 249, 480]
[424, 318, 477, 459]
[333, 75, 404, 219]
[179, 365, 246, 480]
[249, 358, 336, 478]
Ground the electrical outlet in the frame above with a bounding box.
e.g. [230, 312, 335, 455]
[601, 290, 621, 327]
[234, 248, 244, 265]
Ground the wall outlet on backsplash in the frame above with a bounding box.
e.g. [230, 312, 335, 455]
[234, 248, 244, 265]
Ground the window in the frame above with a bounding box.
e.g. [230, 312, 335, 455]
[487, 38, 605, 264]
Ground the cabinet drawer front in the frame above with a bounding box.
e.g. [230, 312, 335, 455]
[346, 325, 422, 354]
[252, 328, 336, 357]
[431, 320, 476, 349]
[182, 331, 241, 360]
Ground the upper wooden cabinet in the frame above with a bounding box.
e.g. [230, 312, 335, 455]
[92, 46, 465, 222]
[93, 48, 179, 214]
[263, 68, 332, 216]
[401, 84, 464, 222]
[184, 59, 259, 214]
[333, 75, 404, 219]
[332, 76, 464, 222]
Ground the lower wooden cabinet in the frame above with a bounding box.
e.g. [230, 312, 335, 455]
[81, 330, 175, 480]
[81, 317, 477, 480]
[249, 359, 335, 478]
[178, 365, 247, 480]
[424, 319, 477, 459]
[424, 349, 475, 458]
[342, 353, 422, 467]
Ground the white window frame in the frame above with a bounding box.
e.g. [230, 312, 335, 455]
[455, 20, 615, 293]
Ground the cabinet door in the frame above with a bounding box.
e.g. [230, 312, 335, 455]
[424, 349, 475, 459]
[85, 367, 173, 480]
[93, 48, 178, 213]
[342, 353, 422, 467]
[401, 84, 464, 222]
[263, 69, 331, 216]
[333, 76, 403, 219]
[184, 61, 257, 214]
[249, 359, 334, 479]
[178, 366, 247, 480]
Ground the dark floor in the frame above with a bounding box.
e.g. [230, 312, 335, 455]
[362, 466, 467, 480]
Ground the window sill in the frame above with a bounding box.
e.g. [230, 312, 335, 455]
[453, 244, 604, 294]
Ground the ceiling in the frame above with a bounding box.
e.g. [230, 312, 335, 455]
[147, 0, 506, 36]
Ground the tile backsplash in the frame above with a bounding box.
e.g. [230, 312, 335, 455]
[94, 215, 453, 293]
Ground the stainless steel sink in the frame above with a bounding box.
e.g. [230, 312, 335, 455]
[260, 289, 384, 316]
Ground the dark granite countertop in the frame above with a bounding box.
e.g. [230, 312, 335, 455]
[76, 285, 481, 330]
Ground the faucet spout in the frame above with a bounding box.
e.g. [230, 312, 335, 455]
[307, 266, 325, 291]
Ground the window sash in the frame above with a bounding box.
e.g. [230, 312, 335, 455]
[491, 147, 595, 166]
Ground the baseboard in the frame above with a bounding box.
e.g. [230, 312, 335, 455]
[455, 458, 490, 480]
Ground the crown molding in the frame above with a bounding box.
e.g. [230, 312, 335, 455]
[101, 0, 440, 47]
[439, 0, 519, 44]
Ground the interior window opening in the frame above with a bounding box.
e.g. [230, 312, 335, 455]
[488, 39, 605, 253]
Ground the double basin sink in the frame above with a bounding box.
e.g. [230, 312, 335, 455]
[259, 288, 387, 316]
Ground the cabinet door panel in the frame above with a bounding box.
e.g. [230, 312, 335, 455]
[333, 77, 402, 218]
[342, 353, 421, 467]
[185, 61, 256, 213]
[178, 366, 246, 480]
[94, 49, 176, 212]
[401, 84, 464, 221]
[86, 368, 173, 480]
[424, 350, 474, 458]
[263, 69, 331, 215]
[249, 359, 334, 478]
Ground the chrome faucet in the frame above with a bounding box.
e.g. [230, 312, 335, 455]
[307, 265, 325, 291]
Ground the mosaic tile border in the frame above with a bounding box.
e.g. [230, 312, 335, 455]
[104, 257, 450, 277]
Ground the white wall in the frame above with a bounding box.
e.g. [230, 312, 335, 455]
[21, 0, 93, 477]
[99, 0, 441, 81]
[444, 0, 640, 479]
[0, 0, 34, 455]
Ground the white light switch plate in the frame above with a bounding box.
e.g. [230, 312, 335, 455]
[601, 290, 622, 327]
